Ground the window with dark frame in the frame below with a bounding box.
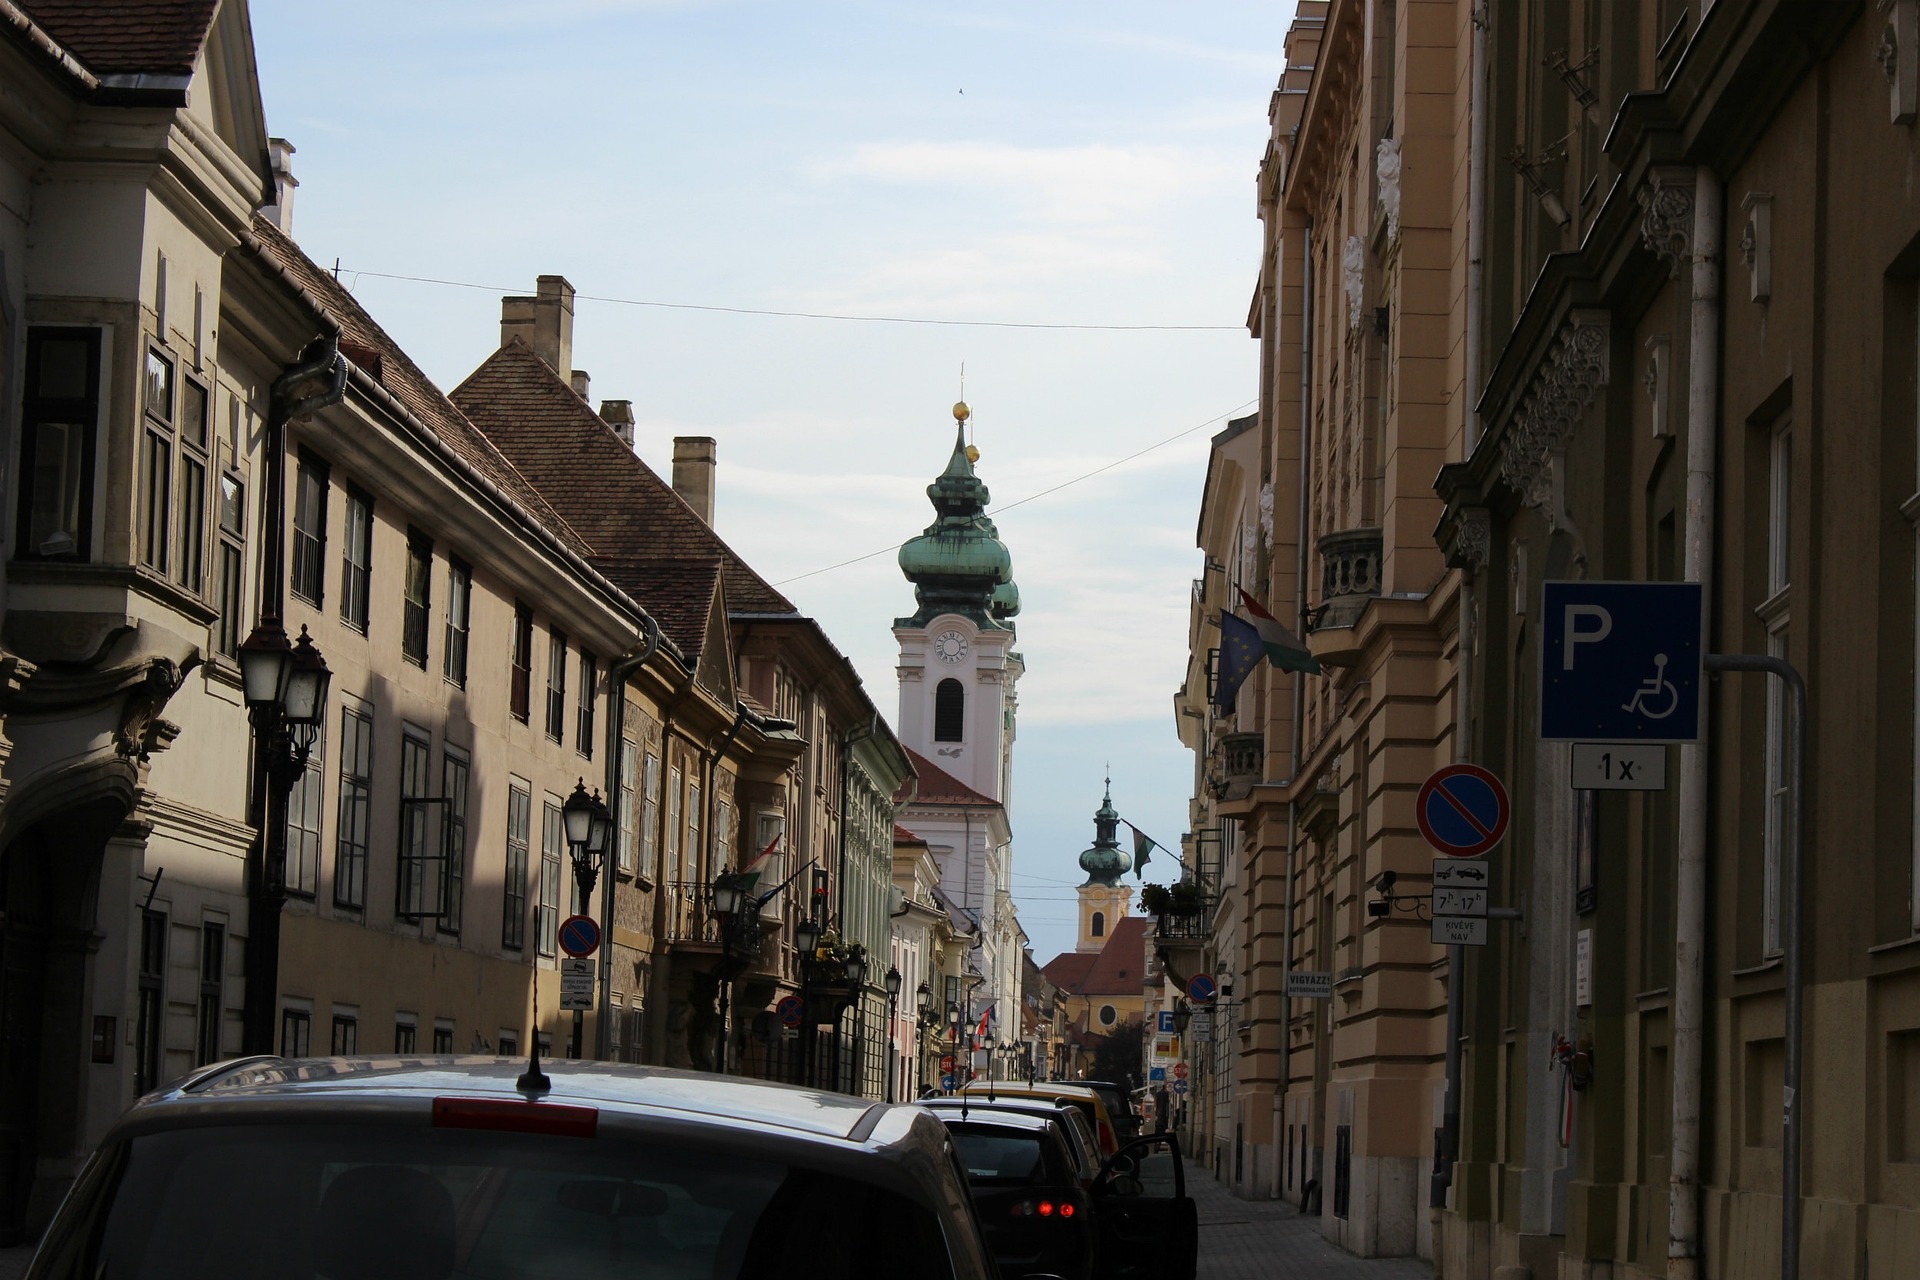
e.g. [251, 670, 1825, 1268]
[432, 1024, 454, 1055]
[135, 910, 166, 1093]
[546, 629, 568, 742]
[331, 1013, 358, 1055]
[335, 705, 373, 911]
[642, 752, 660, 880]
[394, 1021, 417, 1054]
[18, 327, 101, 560]
[445, 559, 472, 687]
[138, 348, 178, 574]
[576, 651, 597, 757]
[402, 529, 432, 667]
[443, 747, 470, 936]
[510, 603, 533, 722]
[538, 799, 563, 956]
[396, 729, 432, 917]
[618, 740, 639, 874]
[175, 377, 209, 593]
[285, 708, 325, 898]
[280, 1008, 311, 1058]
[195, 923, 224, 1065]
[934, 678, 965, 742]
[290, 453, 329, 606]
[214, 470, 246, 657]
[503, 783, 531, 951]
[340, 487, 373, 632]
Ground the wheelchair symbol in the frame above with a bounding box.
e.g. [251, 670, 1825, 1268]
[1622, 654, 1679, 720]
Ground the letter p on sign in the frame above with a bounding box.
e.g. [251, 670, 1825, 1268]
[1563, 604, 1612, 670]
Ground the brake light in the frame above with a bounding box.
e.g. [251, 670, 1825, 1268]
[1010, 1196, 1079, 1220]
[1038, 1200, 1055, 1217]
[1060, 1202, 1077, 1218]
[432, 1096, 598, 1138]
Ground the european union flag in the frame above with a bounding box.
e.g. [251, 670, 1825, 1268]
[1214, 610, 1263, 711]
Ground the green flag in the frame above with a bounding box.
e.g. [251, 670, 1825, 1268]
[1131, 826, 1154, 879]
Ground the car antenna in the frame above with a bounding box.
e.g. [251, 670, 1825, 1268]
[517, 983, 550, 1094]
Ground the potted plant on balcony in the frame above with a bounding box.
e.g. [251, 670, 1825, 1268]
[1138, 883, 1174, 917]
[1167, 880, 1206, 917]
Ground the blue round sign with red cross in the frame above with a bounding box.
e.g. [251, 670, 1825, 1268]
[1416, 764, 1511, 857]
[776, 995, 806, 1028]
[1186, 973, 1216, 1003]
[558, 915, 601, 958]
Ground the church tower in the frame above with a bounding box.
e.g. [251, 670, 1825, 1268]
[893, 401, 1023, 802]
[1075, 779, 1132, 953]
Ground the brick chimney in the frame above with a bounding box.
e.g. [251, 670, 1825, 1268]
[673, 437, 716, 526]
[570, 369, 590, 400]
[499, 275, 574, 380]
[599, 400, 636, 448]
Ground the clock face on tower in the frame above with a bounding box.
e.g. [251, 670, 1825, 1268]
[933, 629, 969, 664]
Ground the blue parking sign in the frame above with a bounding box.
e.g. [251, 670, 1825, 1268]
[1149, 1066, 1166, 1082]
[1541, 581, 1702, 743]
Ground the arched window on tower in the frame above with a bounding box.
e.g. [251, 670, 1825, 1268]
[934, 679, 965, 742]
[1091, 911, 1105, 938]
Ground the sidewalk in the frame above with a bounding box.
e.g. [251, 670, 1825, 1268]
[1192, 1170, 1435, 1280]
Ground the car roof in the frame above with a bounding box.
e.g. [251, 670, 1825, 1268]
[957, 1081, 1103, 1107]
[932, 1111, 1065, 1137]
[146, 1056, 895, 1144]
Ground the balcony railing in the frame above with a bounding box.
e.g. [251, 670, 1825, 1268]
[1154, 898, 1216, 942]
[1310, 526, 1382, 632]
[664, 880, 722, 944]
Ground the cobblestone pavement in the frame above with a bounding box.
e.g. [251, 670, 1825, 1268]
[1193, 1170, 1435, 1279]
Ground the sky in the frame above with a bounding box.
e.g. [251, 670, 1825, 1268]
[250, 1, 1294, 961]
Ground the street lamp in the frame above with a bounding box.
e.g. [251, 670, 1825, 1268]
[709, 869, 759, 1077]
[562, 780, 611, 1058]
[884, 965, 903, 1102]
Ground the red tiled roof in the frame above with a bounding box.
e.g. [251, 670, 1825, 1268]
[451, 341, 796, 660]
[18, 1, 217, 76]
[901, 748, 998, 807]
[893, 823, 926, 844]
[1075, 917, 1149, 996]
[1041, 952, 1097, 991]
[245, 219, 593, 560]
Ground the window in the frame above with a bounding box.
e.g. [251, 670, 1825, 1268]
[445, 558, 471, 686]
[394, 1020, 417, 1054]
[1091, 911, 1105, 939]
[626, 1005, 645, 1063]
[340, 487, 372, 632]
[286, 705, 325, 898]
[500, 1031, 519, 1057]
[280, 1008, 311, 1058]
[443, 747, 470, 936]
[17, 327, 100, 560]
[139, 347, 174, 573]
[402, 529, 432, 666]
[686, 782, 702, 883]
[503, 783, 531, 951]
[716, 800, 733, 874]
[610, 997, 624, 1059]
[934, 678, 965, 742]
[136, 910, 166, 1093]
[331, 1013, 358, 1055]
[196, 923, 224, 1065]
[1099, 1004, 1117, 1027]
[291, 452, 328, 606]
[397, 729, 432, 918]
[433, 1022, 455, 1055]
[214, 471, 246, 657]
[577, 651, 597, 756]
[1762, 418, 1791, 956]
[510, 603, 533, 722]
[618, 740, 639, 874]
[335, 705, 373, 911]
[538, 799, 564, 957]
[546, 629, 568, 741]
[667, 765, 683, 881]
[642, 752, 661, 879]
[175, 377, 209, 591]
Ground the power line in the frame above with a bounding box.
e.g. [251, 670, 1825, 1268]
[772, 398, 1256, 586]
[342, 268, 1241, 332]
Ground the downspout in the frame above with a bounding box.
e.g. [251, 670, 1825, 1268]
[1464, 3, 1489, 455]
[1669, 168, 1723, 1280]
[596, 616, 662, 1061]
[1281, 217, 1314, 1201]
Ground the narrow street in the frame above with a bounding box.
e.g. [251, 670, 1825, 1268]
[1191, 1172, 1434, 1280]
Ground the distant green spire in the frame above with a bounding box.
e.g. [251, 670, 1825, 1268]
[896, 403, 1020, 630]
[1078, 776, 1131, 887]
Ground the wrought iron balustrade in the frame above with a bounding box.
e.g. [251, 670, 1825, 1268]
[1310, 526, 1383, 631]
[664, 880, 722, 944]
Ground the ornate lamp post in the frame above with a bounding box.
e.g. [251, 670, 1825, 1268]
[709, 870, 761, 1075]
[914, 981, 935, 1095]
[794, 917, 822, 1086]
[561, 780, 611, 1058]
[883, 965, 903, 1102]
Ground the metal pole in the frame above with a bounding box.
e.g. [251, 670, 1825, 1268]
[1702, 653, 1804, 1280]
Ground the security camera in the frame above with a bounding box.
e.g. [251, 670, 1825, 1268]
[1372, 870, 1398, 894]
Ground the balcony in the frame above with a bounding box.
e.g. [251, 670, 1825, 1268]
[1306, 526, 1382, 667]
[1208, 731, 1263, 801]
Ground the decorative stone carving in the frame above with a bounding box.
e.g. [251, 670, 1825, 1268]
[1740, 192, 1773, 303]
[1376, 137, 1402, 241]
[1312, 526, 1383, 630]
[1882, 0, 1919, 125]
[1455, 508, 1492, 572]
[115, 660, 186, 762]
[1498, 310, 1611, 510]
[1259, 483, 1274, 544]
[1343, 235, 1366, 332]
[1637, 168, 1695, 278]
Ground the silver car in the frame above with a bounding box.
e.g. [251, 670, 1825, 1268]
[27, 1056, 998, 1280]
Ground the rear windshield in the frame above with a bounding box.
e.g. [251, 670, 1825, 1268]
[31, 1122, 954, 1280]
[947, 1130, 1060, 1187]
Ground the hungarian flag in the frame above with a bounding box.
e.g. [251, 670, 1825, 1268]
[743, 831, 781, 870]
[1238, 588, 1322, 675]
[1129, 824, 1156, 878]
[974, 1004, 993, 1043]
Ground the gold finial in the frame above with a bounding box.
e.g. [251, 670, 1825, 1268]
[966, 443, 980, 463]
[953, 400, 970, 423]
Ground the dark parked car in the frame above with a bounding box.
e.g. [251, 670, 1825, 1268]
[935, 1111, 1097, 1280]
[919, 1096, 1103, 1187]
[26, 1056, 998, 1280]
[1060, 1079, 1141, 1142]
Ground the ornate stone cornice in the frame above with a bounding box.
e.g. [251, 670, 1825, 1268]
[1637, 166, 1696, 278]
[1497, 310, 1611, 510]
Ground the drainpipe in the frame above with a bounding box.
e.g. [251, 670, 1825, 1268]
[1281, 217, 1313, 1202]
[596, 617, 662, 1061]
[1465, 3, 1489, 455]
[1669, 167, 1723, 1280]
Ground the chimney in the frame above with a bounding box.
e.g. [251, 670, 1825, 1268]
[263, 137, 298, 232]
[673, 437, 717, 526]
[599, 399, 636, 448]
[570, 369, 591, 400]
[498, 275, 574, 380]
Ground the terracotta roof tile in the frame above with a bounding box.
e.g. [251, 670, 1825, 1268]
[1074, 917, 1149, 996]
[893, 823, 926, 844]
[451, 342, 797, 660]
[246, 218, 593, 561]
[900, 748, 997, 807]
[1041, 952, 1098, 991]
[18, 1, 217, 76]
